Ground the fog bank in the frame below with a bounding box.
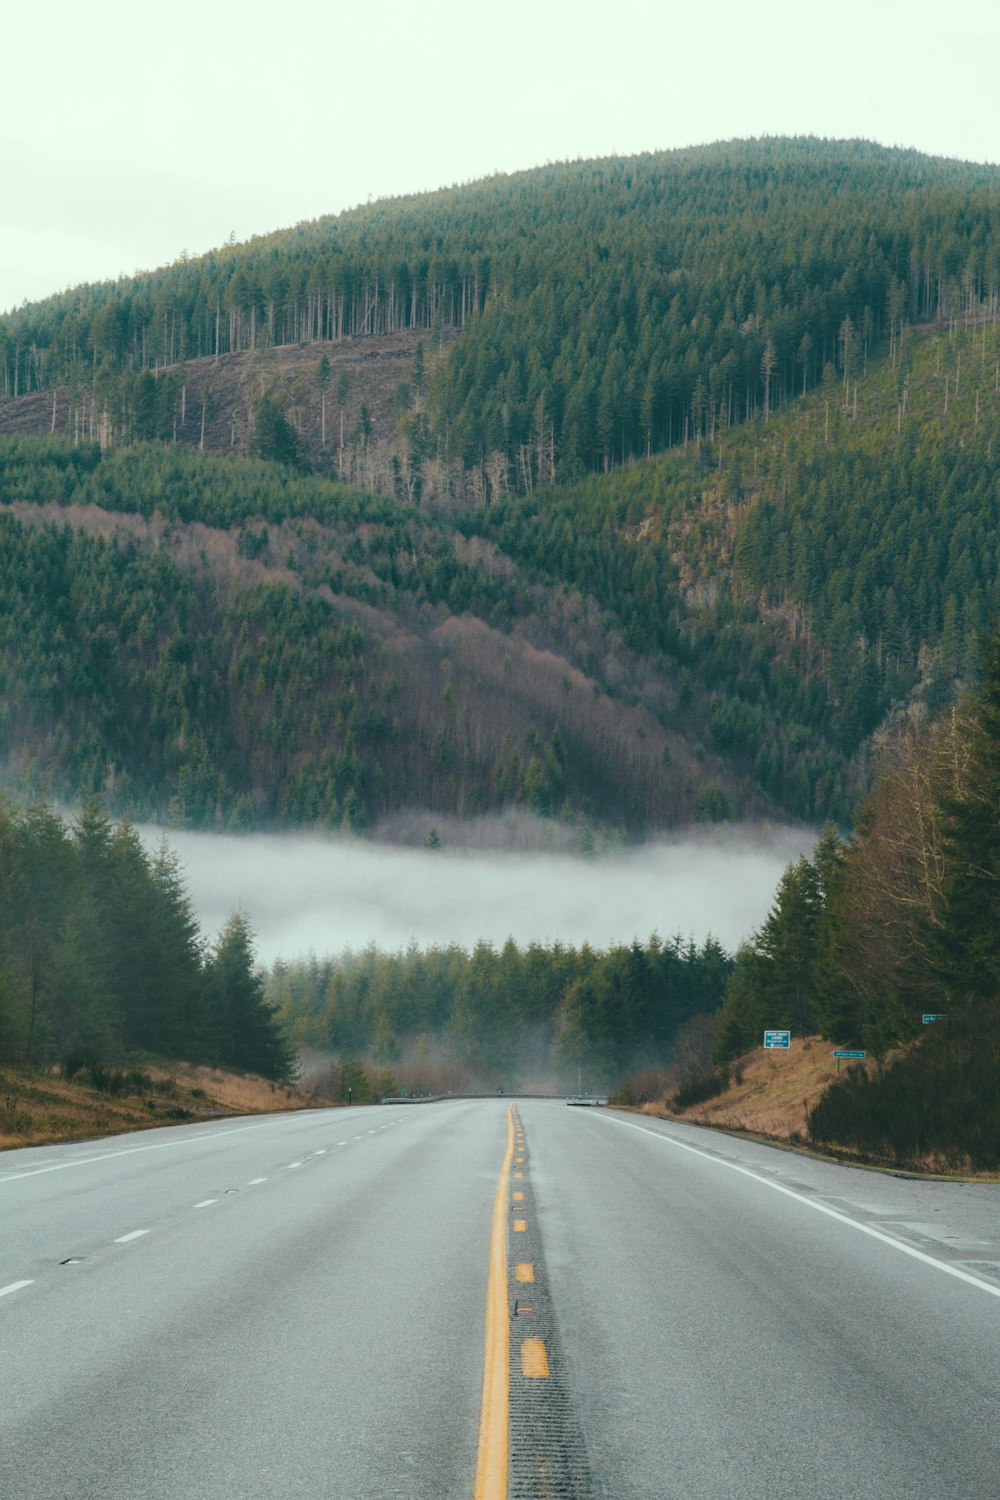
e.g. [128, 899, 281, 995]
[138, 821, 815, 964]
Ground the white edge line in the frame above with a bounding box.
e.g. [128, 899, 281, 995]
[193, 1198, 218, 1208]
[113, 1229, 149, 1244]
[0, 1280, 34, 1299]
[604, 1115, 1000, 1301]
[248, 1177, 267, 1184]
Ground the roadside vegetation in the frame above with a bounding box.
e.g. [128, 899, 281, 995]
[0, 1061, 318, 1152]
[635, 626, 1000, 1172]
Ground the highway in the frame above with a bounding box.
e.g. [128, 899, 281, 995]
[2, 1099, 999, 1499]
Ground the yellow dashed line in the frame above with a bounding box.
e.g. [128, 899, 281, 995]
[515, 1263, 535, 1282]
[520, 1338, 550, 1378]
[513, 1219, 527, 1232]
[512, 1190, 524, 1201]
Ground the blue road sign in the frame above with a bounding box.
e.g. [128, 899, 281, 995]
[764, 1030, 791, 1049]
[833, 1050, 866, 1058]
[922, 1014, 947, 1024]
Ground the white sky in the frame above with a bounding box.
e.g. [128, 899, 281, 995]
[2, 0, 999, 316]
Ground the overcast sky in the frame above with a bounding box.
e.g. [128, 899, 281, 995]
[2, 0, 999, 315]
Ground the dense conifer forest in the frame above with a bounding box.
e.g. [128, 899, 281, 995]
[0, 437, 749, 828]
[2, 307, 998, 829]
[0, 799, 293, 1079]
[709, 627, 1000, 1168]
[267, 932, 731, 1094]
[4, 137, 999, 483]
[2, 138, 999, 830]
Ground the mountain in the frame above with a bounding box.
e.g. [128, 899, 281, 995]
[4, 135, 999, 487]
[1, 137, 999, 834]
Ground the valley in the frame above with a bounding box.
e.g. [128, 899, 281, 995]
[2, 135, 1000, 1173]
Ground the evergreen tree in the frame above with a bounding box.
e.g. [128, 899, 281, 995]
[206, 912, 295, 1080]
[250, 396, 309, 471]
[14, 803, 79, 1063]
[146, 838, 207, 1058]
[934, 630, 1000, 1007]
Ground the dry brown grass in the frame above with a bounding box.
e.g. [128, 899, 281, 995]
[638, 1038, 1000, 1179]
[641, 1036, 859, 1141]
[0, 1063, 332, 1152]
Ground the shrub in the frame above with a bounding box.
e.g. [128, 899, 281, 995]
[808, 1000, 1000, 1170]
[673, 1064, 731, 1109]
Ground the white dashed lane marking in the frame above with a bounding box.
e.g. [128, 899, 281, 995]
[0, 1280, 33, 1299]
[3, 1117, 410, 1305]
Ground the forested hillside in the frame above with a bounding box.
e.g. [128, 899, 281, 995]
[709, 627, 1000, 1170]
[0, 438, 751, 829]
[477, 314, 1000, 821]
[2, 138, 1000, 831]
[3, 138, 999, 496]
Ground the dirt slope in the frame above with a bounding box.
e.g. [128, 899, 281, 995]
[642, 1036, 861, 1142]
[0, 1062, 330, 1152]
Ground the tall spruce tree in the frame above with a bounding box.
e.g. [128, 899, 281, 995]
[146, 838, 207, 1059]
[206, 912, 295, 1080]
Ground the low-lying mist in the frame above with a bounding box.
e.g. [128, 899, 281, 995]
[137, 818, 815, 963]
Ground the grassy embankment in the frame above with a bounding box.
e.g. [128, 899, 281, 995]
[0, 1063, 330, 1152]
[641, 1039, 1000, 1180]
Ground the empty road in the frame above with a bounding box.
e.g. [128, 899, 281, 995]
[2, 1099, 999, 1498]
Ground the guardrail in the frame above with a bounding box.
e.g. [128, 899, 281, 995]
[379, 1092, 575, 1104]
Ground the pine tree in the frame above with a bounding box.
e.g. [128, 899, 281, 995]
[146, 838, 207, 1058]
[15, 803, 79, 1063]
[206, 911, 295, 1080]
[250, 396, 309, 471]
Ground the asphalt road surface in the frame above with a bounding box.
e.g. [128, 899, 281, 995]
[2, 1099, 999, 1499]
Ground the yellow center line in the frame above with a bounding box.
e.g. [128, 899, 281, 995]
[473, 1105, 514, 1500]
[515, 1262, 535, 1282]
[512, 1190, 524, 1201]
[513, 1218, 527, 1232]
